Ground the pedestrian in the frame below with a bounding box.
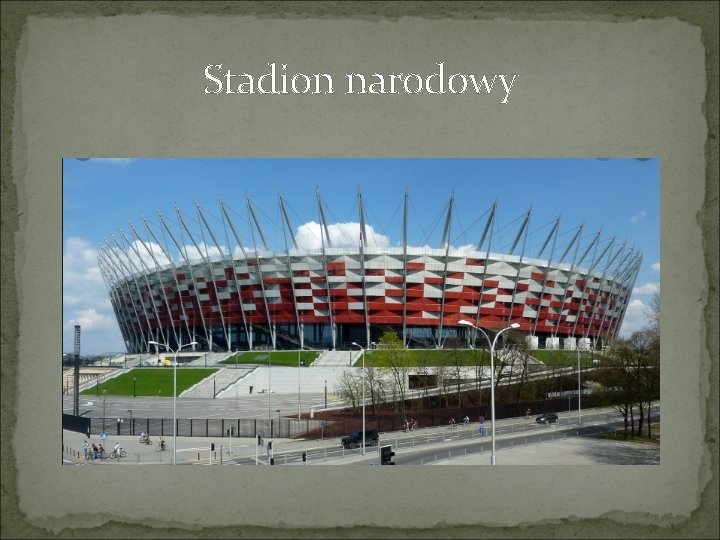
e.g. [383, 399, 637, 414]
[83, 440, 89, 460]
[411, 418, 417, 431]
[449, 417, 456, 429]
[463, 415, 469, 426]
[525, 408, 531, 418]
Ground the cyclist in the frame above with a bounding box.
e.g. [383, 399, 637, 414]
[113, 441, 120, 456]
[159, 437, 166, 451]
[98, 443, 105, 459]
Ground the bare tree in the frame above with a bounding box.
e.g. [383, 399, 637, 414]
[374, 331, 412, 417]
[336, 369, 361, 413]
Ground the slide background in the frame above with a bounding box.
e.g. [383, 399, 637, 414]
[2, 2, 717, 538]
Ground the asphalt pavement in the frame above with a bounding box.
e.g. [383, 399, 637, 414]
[63, 406, 660, 466]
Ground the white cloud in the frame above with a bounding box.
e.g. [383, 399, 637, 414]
[651, 262, 660, 273]
[295, 221, 391, 249]
[632, 282, 660, 295]
[64, 307, 115, 331]
[629, 211, 646, 223]
[618, 298, 651, 336]
[180, 242, 228, 262]
[64, 237, 125, 354]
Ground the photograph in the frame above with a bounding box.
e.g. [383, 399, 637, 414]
[62, 157, 660, 468]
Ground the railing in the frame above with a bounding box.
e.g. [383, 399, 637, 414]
[82, 415, 328, 439]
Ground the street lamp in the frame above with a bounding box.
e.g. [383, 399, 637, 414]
[102, 388, 107, 432]
[268, 348, 272, 422]
[458, 320, 519, 465]
[351, 342, 366, 455]
[576, 343, 582, 425]
[148, 340, 197, 465]
[297, 348, 302, 420]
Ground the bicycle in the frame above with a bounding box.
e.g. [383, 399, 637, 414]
[109, 448, 127, 459]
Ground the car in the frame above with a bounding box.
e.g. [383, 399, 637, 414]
[341, 429, 379, 449]
[535, 413, 559, 424]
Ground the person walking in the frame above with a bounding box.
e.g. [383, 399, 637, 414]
[83, 440, 89, 460]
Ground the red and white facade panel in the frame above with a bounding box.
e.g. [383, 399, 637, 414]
[102, 246, 639, 353]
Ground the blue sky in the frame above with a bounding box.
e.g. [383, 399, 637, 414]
[63, 158, 660, 354]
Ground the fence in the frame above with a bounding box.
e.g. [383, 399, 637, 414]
[74, 415, 327, 439]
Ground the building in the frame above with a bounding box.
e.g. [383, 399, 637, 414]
[98, 192, 641, 353]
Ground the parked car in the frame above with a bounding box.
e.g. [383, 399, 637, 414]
[536, 413, 559, 424]
[341, 429, 379, 449]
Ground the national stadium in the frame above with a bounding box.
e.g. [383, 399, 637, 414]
[98, 192, 641, 354]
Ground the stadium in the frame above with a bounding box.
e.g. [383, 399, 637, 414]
[98, 191, 641, 354]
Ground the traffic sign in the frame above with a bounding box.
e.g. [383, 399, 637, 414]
[100, 432, 108, 440]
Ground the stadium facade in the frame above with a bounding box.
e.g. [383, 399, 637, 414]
[98, 192, 642, 354]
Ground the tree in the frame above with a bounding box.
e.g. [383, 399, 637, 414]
[336, 370, 361, 413]
[374, 331, 412, 417]
[598, 329, 660, 438]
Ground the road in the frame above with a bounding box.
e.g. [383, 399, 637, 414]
[63, 406, 660, 466]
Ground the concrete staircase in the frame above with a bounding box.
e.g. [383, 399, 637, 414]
[180, 367, 256, 398]
[311, 349, 358, 367]
[185, 352, 232, 367]
[216, 365, 351, 398]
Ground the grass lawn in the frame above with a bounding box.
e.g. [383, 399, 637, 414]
[356, 348, 491, 368]
[222, 350, 320, 367]
[80, 368, 218, 397]
[352, 348, 597, 368]
[530, 349, 595, 367]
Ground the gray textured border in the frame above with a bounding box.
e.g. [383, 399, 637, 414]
[1, 1, 717, 539]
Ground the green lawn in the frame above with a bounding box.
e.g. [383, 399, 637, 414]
[352, 348, 597, 368]
[528, 349, 595, 367]
[222, 350, 320, 367]
[80, 368, 218, 397]
[356, 348, 491, 368]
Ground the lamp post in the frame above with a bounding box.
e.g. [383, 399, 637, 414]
[133, 376, 136, 398]
[351, 342, 366, 455]
[297, 348, 302, 420]
[102, 388, 107, 432]
[268, 348, 272, 422]
[577, 344, 582, 425]
[324, 380, 327, 409]
[148, 340, 197, 465]
[458, 320, 519, 465]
